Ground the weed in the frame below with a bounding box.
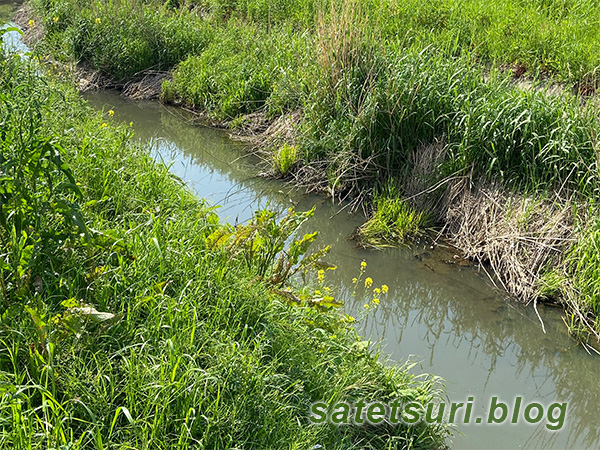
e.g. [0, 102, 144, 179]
[359, 186, 431, 246]
[272, 142, 298, 176]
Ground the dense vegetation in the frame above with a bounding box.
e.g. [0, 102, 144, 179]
[22, 1, 600, 338]
[29, 0, 600, 194]
[0, 35, 447, 448]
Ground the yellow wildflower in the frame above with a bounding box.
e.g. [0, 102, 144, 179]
[28, 20, 35, 27]
[53, 16, 59, 22]
[360, 261, 367, 269]
[352, 277, 358, 284]
[101, 123, 107, 128]
[95, 17, 101, 24]
[317, 269, 325, 283]
[108, 109, 114, 116]
[363, 304, 370, 309]
[382, 284, 389, 294]
[346, 315, 355, 323]
[374, 287, 381, 294]
[373, 298, 380, 305]
[365, 277, 373, 288]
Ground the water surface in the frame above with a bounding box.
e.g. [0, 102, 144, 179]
[85, 91, 600, 450]
[3, 1, 597, 446]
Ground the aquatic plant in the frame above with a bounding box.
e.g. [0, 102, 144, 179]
[359, 195, 431, 246]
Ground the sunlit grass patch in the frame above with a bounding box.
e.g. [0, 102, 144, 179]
[359, 189, 431, 246]
[564, 217, 600, 338]
[272, 142, 298, 176]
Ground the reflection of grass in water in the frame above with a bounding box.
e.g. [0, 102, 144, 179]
[345, 272, 600, 448]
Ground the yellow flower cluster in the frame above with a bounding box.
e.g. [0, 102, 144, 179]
[317, 269, 325, 283]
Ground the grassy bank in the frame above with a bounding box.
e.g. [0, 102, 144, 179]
[0, 36, 447, 448]
[25, 0, 600, 339]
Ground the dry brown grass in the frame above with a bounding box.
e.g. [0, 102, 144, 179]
[122, 71, 171, 100]
[438, 179, 577, 304]
[315, 0, 364, 90]
[314, 0, 380, 91]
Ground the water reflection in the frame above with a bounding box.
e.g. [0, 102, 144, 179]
[86, 91, 600, 450]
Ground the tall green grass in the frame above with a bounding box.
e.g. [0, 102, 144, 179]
[302, 48, 600, 197]
[359, 186, 431, 246]
[0, 39, 447, 448]
[564, 217, 600, 337]
[35, 0, 600, 86]
[36, 0, 212, 80]
[162, 23, 309, 119]
[29, 0, 600, 196]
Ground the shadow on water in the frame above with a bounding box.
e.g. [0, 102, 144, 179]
[84, 90, 600, 450]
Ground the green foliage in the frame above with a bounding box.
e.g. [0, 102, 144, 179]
[34, 0, 212, 80]
[32, 0, 600, 194]
[272, 142, 298, 176]
[565, 217, 600, 336]
[29, 0, 600, 338]
[0, 53, 87, 306]
[0, 48, 446, 449]
[163, 23, 307, 119]
[359, 186, 431, 246]
[205, 206, 329, 284]
[538, 270, 566, 300]
[303, 48, 600, 196]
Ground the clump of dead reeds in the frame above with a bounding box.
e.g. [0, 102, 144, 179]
[122, 71, 171, 100]
[314, 0, 375, 91]
[439, 179, 576, 304]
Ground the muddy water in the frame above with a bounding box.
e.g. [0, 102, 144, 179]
[4, 2, 597, 447]
[4, 6, 595, 444]
[83, 91, 600, 449]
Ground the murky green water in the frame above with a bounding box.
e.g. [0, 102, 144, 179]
[84, 91, 600, 449]
[2, 1, 597, 443]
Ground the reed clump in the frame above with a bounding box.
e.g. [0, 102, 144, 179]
[359, 185, 431, 246]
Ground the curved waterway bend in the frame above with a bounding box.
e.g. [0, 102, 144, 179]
[85, 90, 600, 449]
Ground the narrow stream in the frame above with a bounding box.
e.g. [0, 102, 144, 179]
[84, 91, 600, 450]
[2, 5, 599, 445]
